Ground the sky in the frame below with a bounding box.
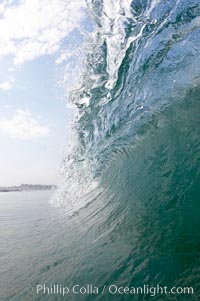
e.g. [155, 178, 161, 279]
[0, 0, 92, 186]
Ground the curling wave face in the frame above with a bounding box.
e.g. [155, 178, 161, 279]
[59, 0, 200, 203]
[56, 0, 200, 299]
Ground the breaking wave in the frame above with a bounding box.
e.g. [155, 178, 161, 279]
[55, 0, 200, 299]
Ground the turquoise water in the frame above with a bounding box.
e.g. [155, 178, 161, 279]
[59, 0, 200, 299]
[1, 0, 200, 300]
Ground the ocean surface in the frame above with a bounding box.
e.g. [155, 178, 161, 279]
[1, 0, 200, 300]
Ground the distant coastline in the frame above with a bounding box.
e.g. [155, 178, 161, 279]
[0, 184, 57, 192]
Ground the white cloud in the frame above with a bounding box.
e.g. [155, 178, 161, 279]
[8, 67, 15, 72]
[0, 80, 14, 91]
[0, 109, 50, 140]
[0, 0, 87, 65]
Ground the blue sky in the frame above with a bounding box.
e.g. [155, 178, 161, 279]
[0, 0, 91, 186]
